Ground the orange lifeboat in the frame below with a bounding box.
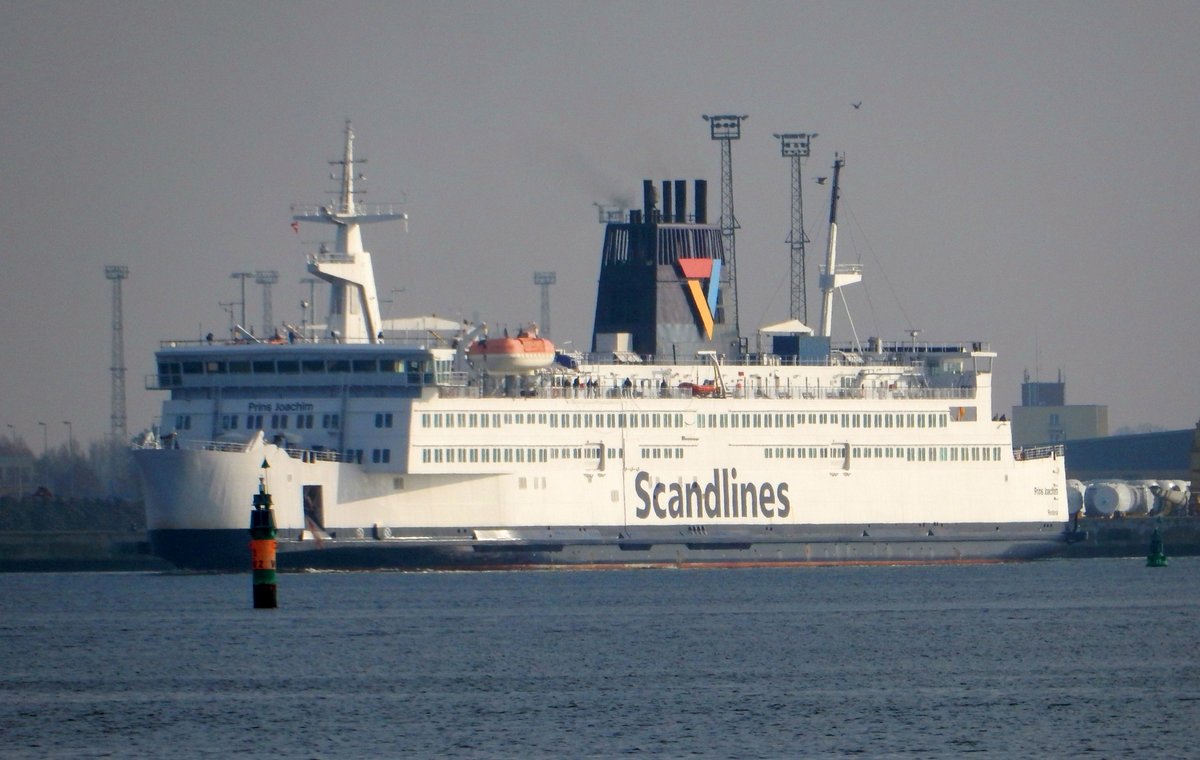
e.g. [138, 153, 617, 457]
[466, 325, 555, 374]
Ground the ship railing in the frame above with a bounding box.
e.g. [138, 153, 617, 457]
[282, 447, 345, 463]
[434, 383, 977, 402]
[574, 344, 991, 369]
[1013, 444, 1065, 461]
[156, 333, 458, 349]
[131, 437, 252, 453]
[291, 202, 406, 219]
[130, 436, 347, 462]
[307, 250, 355, 265]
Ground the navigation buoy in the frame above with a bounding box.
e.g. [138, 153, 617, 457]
[1146, 525, 1168, 568]
[249, 460, 278, 607]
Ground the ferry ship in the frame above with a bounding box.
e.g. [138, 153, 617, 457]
[134, 122, 1069, 570]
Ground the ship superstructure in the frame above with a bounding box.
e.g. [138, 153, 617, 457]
[133, 124, 1068, 570]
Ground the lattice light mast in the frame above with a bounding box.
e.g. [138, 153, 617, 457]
[702, 114, 746, 344]
[533, 271, 556, 338]
[105, 265, 129, 441]
[230, 271, 253, 329]
[255, 270, 279, 336]
[774, 131, 817, 323]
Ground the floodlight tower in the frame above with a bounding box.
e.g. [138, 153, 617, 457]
[533, 271, 556, 337]
[255, 270, 279, 335]
[230, 271, 253, 328]
[774, 132, 817, 323]
[105, 265, 129, 441]
[702, 113, 746, 340]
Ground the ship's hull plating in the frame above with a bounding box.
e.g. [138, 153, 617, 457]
[148, 524, 1069, 572]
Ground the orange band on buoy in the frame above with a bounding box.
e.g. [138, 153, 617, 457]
[250, 539, 277, 570]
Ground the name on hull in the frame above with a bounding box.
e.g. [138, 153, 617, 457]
[634, 469, 791, 521]
[248, 401, 316, 412]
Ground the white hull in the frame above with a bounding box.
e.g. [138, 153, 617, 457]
[135, 394, 1069, 569]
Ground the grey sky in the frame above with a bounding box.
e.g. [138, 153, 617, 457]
[2, 1, 1198, 447]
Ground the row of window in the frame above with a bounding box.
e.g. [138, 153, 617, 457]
[219, 413, 339, 431]
[338, 448, 393, 464]
[161, 357, 435, 377]
[699, 411, 950, 430]
[763, 445, 1005, 462]
[416, 444, 1004, 467]
[420, 446, 610, 464]
[418, 410, 952, 431]
[642, 448, 685, 459]
[420, 411, 688, 430]
[187, 408, 957, 438]
[157, 357, 446, 389]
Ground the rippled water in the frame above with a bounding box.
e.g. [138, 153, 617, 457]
[2, 559, 1198, 758]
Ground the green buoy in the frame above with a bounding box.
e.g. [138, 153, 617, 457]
[1146, 526, 1167, 568]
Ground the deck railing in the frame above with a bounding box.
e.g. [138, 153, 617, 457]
[131, 437, 346, 462]
[1012, 444, 1065, 461]
[433, 383, 977, 402]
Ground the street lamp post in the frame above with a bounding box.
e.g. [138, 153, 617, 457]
[6, 424, 22, 498]
[62, 421, 74, 500]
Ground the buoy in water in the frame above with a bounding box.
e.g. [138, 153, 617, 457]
[1146, 526, 1168, 568]
[249, 460, 278, 607]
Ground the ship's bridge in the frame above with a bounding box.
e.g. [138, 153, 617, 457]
[148, 343, 462, 394]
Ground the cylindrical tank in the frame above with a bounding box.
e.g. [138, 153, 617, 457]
[1084, 482, 1113, 516]
[1088, 482, 1151, 515]
[1066, 479, 1085, 516]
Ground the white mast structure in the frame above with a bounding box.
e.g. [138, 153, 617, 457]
[818, 154, 862, 338]
[292, 120, 406, 343]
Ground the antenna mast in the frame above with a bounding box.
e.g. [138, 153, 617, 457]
[291, 120, 407, 343]
[105, 265, 129, 440]
[818, 154, 862, 338]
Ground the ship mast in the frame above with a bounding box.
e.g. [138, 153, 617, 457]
[818, 154, 861, 338]
[292, 120, 407, 343]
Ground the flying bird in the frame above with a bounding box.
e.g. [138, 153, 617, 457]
[852, 101, 862, 109]
[815, 177, 828, 185]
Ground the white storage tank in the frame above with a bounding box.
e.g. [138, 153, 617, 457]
[1066, 479, 1085, 516]
[1088, 482, 1151, 515]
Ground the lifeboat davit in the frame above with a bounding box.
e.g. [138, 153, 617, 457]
[466, 326, 555, 374]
